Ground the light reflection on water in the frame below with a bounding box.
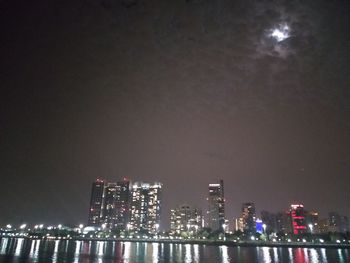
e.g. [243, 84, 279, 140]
[261, 247, 272, 263]
[0, 238, 350, 263]
[220, 245, 230, 263]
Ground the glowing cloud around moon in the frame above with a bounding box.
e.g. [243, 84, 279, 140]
[270, 24, 290, 42]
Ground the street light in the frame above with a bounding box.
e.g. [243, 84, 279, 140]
[262, 224, 268, 241]
[6, 224, 12, 229]
[20, 224, 27, 230]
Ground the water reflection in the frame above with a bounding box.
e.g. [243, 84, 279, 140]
[14, 238, 24, 256]
[0, 238, 350, 262]
[320, 248, 328, 263]
[261, 247, 272, 263]
[152, 243, 158, 262]
[338, 249, 345, 263]
[29, 239, 41, 259]
[309, 248, 319, 263]
[193, 244, 199, 262]
[184, 244, 191, 263]
[288, 248, 294, 262]
[220, 245, 230, 263]
[0, 238, 9, 254]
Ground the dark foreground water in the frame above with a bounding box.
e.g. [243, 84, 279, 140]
[0, 238, 350, 263]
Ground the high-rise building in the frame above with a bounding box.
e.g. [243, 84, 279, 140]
[289, 204, 307, 235]
[88, 178, 131, 229]
[207, 180, 225, 231]
[306, 211, 320, 234]
[329, 212, 349, 233]
[102, 183, 118, 229]
[242, 202, 256, 234]
[256, 218, 263, 234]
[261, 211, 277, 234]
[233, 217, 244, 232]
[276, 212, 292, 234]
[115, 179, 131, 230]
[170, 204, 202, 235]
[88, 179, 105, 226]
[130, 182, 162, 234]
[318, 218, 330, 234]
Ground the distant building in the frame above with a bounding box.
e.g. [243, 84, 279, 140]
[306, 211, 320, 234]
[232, 217, 244, 232]
[170, 204, 202, 235]
[242, 202, 256, 234]
[256, 218, 263, 234]
[88, 179, 105, 226]
[329, 212, 349, 233]
[276, 212, 292, 234]
[261, 211, 277, 234]
[88, 178, 131, 229]
[130, 182, 162, 234]
[115, 180, 131, 230]
[340, 215, 349, 233]
[102, 183, 118, 228]
[318, 218, 330, 233]
[207, 180, 225, 231]
[289, 204, 307, 235]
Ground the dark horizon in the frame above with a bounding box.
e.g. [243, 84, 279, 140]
[1, 0, 349, 228]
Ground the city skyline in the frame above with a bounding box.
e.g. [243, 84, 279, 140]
[1, 0, 350, 227]
[83, 178, 349, 234]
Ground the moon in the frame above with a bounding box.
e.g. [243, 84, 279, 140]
[271, 24, 290, 42]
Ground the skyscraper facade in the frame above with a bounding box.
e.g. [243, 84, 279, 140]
[261, 210, 277, 234]
[170, 204, 202, 235]
[329, 212, 349, 233]
[289, 204, 307, 235]
[130, 182, 162, 234]
[102, 183, 118, 229]
[88, 179, 105, 226]
[242, 202, 256, 234]
[207, 180, 225, 231]
[115, 180, 131, 230]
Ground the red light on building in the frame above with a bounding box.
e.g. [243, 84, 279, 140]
[290, 204, 307, 235]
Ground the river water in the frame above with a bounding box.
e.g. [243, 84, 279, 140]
[0, 238, 349, 262]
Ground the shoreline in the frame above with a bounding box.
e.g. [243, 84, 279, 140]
[2, 236, 350, 249]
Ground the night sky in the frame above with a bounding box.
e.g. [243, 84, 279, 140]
[1, 0, 350, 228]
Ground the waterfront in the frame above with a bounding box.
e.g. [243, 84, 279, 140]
[1, 238, 350, 262]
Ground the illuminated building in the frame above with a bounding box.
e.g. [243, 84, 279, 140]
[233, 217, 244, 232]
[242, 202, 256, 234]
[207, 180, 225, 231]
[255, 218, 263, 234]
[289, 204, 307, 235]
[88, 178, 131, 229]
[102, 183, 118, 228]
[306, 211, 320, 234]
[88, 179, 105, 226]
[130, 182, 162, 234]
[115, 179, 131, 230]
[318, 218, 330, 233]
[170, 204, 202, 235]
